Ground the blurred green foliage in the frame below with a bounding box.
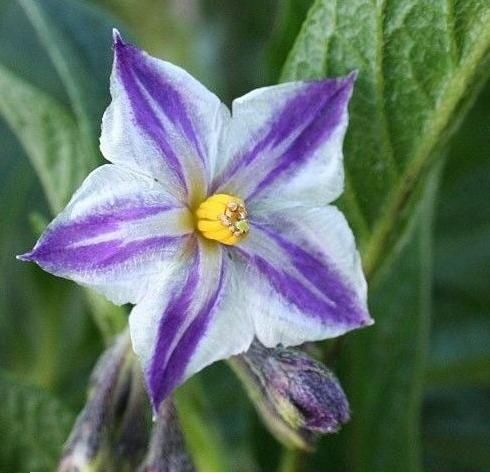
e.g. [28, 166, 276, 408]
[0, 0, 488, 472]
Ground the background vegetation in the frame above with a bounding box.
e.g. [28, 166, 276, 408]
[0, 0, 489, 471]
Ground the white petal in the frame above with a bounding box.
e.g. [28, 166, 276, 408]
[101, 31, 230, 204]
[213, 75, 354, 207]
[20, 164, 192, 305]
[232, 204, 371, 347]
[129, 238, 254, 410]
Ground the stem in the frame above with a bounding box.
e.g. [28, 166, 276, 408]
[279, 448, 306, 472]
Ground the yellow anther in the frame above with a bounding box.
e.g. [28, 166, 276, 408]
[195, 194, 250, 245]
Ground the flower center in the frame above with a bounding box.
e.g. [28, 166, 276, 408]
[195, 194, 249, 245]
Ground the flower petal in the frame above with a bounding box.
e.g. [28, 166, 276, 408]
[101, 30, 230, 205]
[19, 165, 192, 305]
[213, 74, 355, 206]
[129, 238, 254, 410]
[233, 205, 372, 347]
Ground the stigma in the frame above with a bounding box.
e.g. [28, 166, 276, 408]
[195, 194, 250, 245]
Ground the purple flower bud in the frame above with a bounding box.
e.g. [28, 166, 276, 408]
[58, 331, 193, 472]
[259, 344, 350, 433]
[58, 333, 133, 471]
[229, 340, 350, 450]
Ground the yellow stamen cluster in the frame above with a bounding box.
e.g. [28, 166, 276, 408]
[196, 194, 249, 245]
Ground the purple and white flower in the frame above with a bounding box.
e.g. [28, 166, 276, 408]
[19, 30, 372, 411]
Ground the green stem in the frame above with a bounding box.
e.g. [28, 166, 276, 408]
[279, 448, 306, 472]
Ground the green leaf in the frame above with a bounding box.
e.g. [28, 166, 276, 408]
[17, 0, 122, 161]
[0, 370, 75, 472]
[282, 0, 490, 277]
[0, 0, 127, 212]
[0, 65, 89, 213]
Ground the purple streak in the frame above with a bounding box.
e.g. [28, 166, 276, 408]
[237, 224, 368, 328]
[23, 235, 182, 273]
[148, 249, 225, 408]
[249, 81, 352, 199]
[148, 249, 201, 407]
[19, 202, 181, 273]
[213, 75, 354, 195]
[31, 202, 173, 248]
[114, 38, 207, 190]
[127, 48, 206, 163]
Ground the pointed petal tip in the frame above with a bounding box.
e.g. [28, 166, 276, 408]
[335, 70, 357, 103]
[347, 69, 359, 82]
[112, 28, 123, 45]
[112, 28, 129, 53]
[343, 310, 374, 332]
[16, 252, 33, 262]
[340, 70, 357, 94]
[307, 70, 357, 96]
[361, 314, 375, 327]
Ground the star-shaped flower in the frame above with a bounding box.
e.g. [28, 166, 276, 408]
[19, 30, 372, 411]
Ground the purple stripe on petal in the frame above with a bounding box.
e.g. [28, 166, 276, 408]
[259, 223, 367, 325]
[241, 249, 339, 316]
[129, 51, 206, 164]
[148, 249, 201, 406]
[114, 43, 188, 189]
[114, 39, 208, 191]
[148, 251, 225, 408]
[237, 226, 367, 328]
[248, 82, 352, 199]
[25, 235, 182, 273]
[213, 76, 353, 194]
[33, 203, 174, 249]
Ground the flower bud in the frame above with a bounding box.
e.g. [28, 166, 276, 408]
[112, 362, 152, 470]
[138, 398, 195, 472]
[229, 340, 350, 450]
[58, 333, 132, 471]
[57, 330, 193, 472]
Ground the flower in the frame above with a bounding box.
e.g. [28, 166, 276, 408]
[19, 30, 372, 411]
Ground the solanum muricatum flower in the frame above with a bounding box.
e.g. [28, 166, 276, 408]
[19, 30, 372, 411]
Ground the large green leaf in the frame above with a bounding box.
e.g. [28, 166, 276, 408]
[281, 0, 490, 470]
[0, 371, 75, 472]
[282, 0, 490, 276]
